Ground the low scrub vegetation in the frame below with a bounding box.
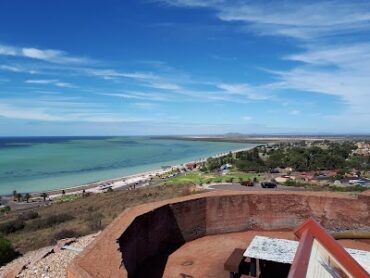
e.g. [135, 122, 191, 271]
[0, 219, 25, 235]
[0, 183, 199, 254]
[284, 180, 368, 192]
[50, 229, 80, 244]
[26, 213, 74, 231]
[17, 211, 39, 221]
[0, 236, 19, 266]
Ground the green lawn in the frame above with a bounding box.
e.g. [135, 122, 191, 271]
[54, 194, 81, 203]
[162, 171, 259, 186]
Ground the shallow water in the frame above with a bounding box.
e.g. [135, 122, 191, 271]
[0, 137, 255, 195]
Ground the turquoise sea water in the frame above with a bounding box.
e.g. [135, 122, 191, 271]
[0, 137, 255, 195]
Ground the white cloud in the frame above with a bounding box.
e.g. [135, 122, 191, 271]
[22, 48, 62, 60]
[0, 45, 17, 56]
[26, 79, 58, 84]
[216, 83, 271, 100]
[0, 44, 92, 64]
[143, 81, 181, 90]
[0, 64, 37, 74]
[90, 68, 183, 90]
[285, 43, 370, 68]
[158, 0, 223, 7]
[89, 69, 157, 80]
[2, 1, 370, 132]
[99, 91, 172, 102]
[0, 103, 65, 121]
[25, 79, 75, 88]
[54, 82, 74, 88]
[161, 0, 370, 40]
[275, 43, 370, 115]
[0, 98, 154, 123]
[157, 0, 370, 124]
[0, 65, 22, 72]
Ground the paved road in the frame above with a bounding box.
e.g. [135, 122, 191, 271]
[209, 182, 307, 192]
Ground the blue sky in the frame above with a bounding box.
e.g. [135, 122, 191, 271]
[0, 0, 370, 135]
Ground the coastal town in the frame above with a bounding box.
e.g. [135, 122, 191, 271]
[1, 137, 370, 276]
[2, 139, 369, 213]
[2, 0, 370, 276]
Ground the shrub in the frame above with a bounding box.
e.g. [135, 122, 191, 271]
[284, 180, 308, 187]
[18, 211, 39, 221]
[50, 229, 80, 244]
[212, 177, 222, 183]
[329, 185, 367, 192]
[85, 212, 103, 232]
[0, 236, 19, 266]
[0, 219, 25, 235]
[0, 206, 10, 214]
[27, 213, 74, 230]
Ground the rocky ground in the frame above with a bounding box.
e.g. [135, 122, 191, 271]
[0, 233, 99, 278]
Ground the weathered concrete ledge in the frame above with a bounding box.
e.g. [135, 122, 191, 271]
[67, 190, 370, 278]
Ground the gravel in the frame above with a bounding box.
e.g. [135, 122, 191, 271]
[0, 233, 99, 278]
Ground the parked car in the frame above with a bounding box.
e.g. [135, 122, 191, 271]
[241, 181, 254, 187]
[270, 168, 280, 174]
[261, 182, 277, 188]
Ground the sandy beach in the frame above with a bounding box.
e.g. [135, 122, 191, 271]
[43, 146, 254, 199]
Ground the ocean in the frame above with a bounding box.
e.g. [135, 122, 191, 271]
[0, 137, 255, 195]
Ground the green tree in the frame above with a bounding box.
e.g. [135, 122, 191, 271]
[16, 193, 22, 202]
[40, 192, 48, 202]
[24, 193, 31, 203]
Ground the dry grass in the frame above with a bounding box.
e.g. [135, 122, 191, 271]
[2, 184, 204, 254]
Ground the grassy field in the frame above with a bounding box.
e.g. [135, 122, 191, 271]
[162, 171, 259, 186]
[0, 183, 202, 254]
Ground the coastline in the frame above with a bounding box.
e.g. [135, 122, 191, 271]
[35, 146, 256, 199]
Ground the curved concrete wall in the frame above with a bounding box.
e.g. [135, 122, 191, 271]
[68, 191, 370, 278]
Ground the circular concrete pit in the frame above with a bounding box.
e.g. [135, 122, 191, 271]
[67, 190, 370, 278]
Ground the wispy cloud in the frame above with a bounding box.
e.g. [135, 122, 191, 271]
[0, 44, 92, 64]
[89, 69, 157, 80]
[216, 83, 271, 100]
[158, 0, 370, 126]
[25, 79, 75, 88]
[0, 64, 37, 74]
[89, 68, 183, 91]
[99, 91, 172, 102]
[0, 45, 17, 56]
[284, 43, 370, 68]
[157, 0, 223, 8]
[2, 0, 370, 133]
[276, 42, 370, 113]
[160, 0, 370, 40]
[0, 97, 155, 123]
